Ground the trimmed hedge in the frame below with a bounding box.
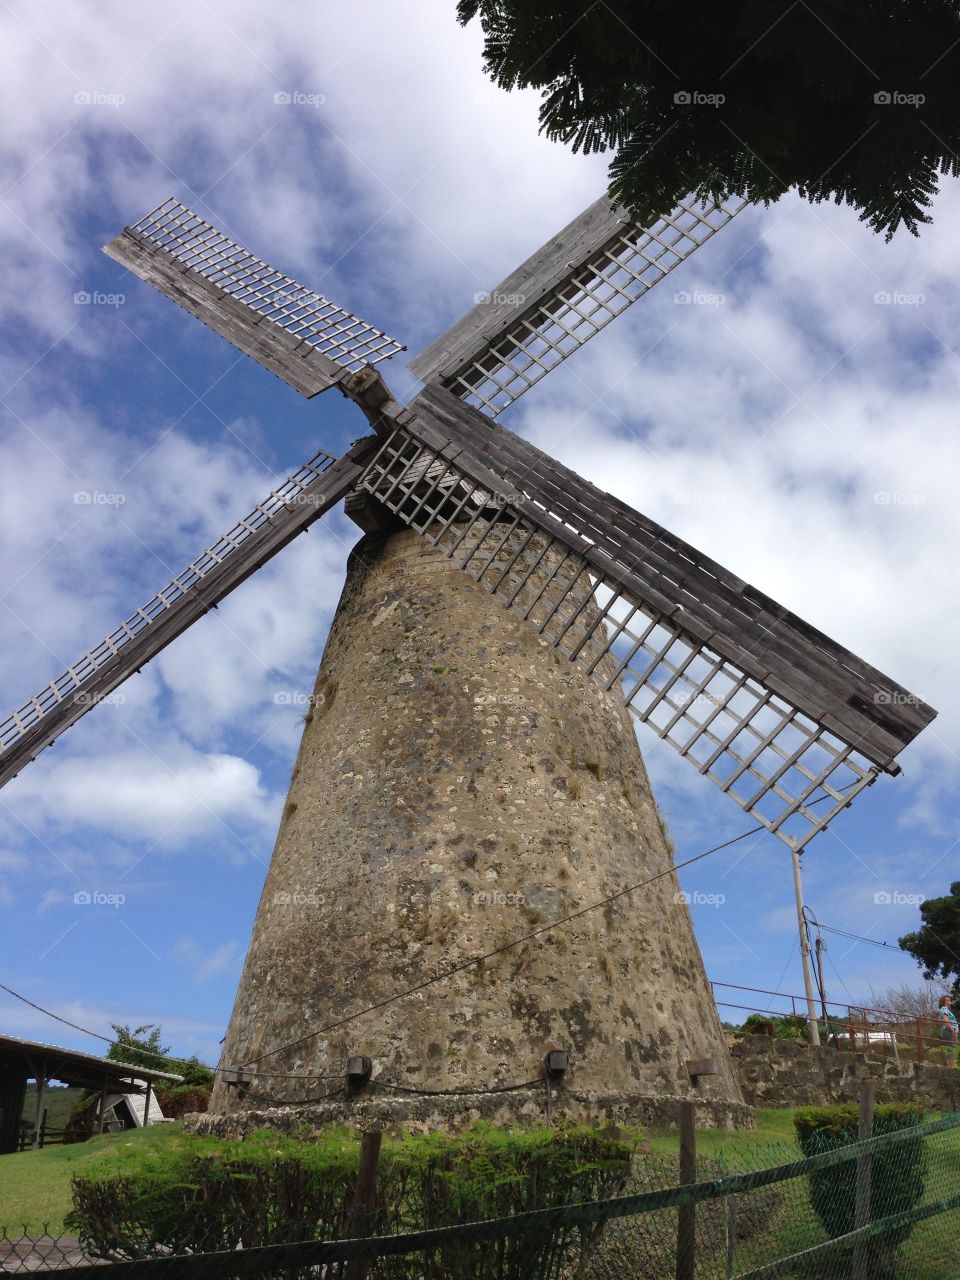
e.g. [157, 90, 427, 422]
[793, 1103, 927, 1278]
[67, 1123, 640, 1278]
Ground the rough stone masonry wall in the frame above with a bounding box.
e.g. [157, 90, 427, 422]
[207, 527, 749, 1130]
[732, 1035, 960, 1111]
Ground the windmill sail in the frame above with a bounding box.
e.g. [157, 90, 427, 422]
[355, 383, 935, 851]
[0, 440, 377, 790]
[104, 199, 405, 397]
[408, 193, 745, 416]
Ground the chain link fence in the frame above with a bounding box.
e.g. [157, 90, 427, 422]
[1, 1109, 958, 1278]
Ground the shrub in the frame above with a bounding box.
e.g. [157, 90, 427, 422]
[741, 1014, 806, 1041]
[794, 1103, 927, 1278]
[743, 1015, 775, 1037]
[153, 1084, 211, 1118]
[67, 1123, 640, 1278]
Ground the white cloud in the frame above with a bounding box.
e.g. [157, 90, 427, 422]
[4, 744, 279, 848]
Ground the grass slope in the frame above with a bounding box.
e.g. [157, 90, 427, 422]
[0, 1123, 182, 1235]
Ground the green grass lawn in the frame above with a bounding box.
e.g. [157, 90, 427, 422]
[0, 1122, 184, 1235]
[648, 1106, 800, 1162]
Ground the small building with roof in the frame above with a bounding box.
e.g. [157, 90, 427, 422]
[0, 1033, 182, 1153]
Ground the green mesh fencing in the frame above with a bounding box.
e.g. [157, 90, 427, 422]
[2, 1110, 958, 1279]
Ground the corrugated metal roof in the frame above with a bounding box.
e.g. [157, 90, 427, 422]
[0, 1033, 183, 1085]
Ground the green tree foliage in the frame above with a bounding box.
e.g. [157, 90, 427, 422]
[899, 881, 960, 995]
[107, 1023, 214, 1085]
[458, 1, 960, 239]
[106, 1023, 169, 1071]
[741, 1013, 806, 1040]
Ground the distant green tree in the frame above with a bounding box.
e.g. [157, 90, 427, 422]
[108, 1023, 169, 1071]
[458, 0, 960, 239]
[107, 1024, 213, 1085]
[899, 882, 960, 996]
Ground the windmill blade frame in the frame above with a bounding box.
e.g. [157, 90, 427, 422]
[351, 380, 934, 852]
[104, 198, 405, 398]
[0, 438, 377, 790]
[408, 192, 746, 417]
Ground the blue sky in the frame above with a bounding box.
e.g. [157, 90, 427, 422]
[0, 0, 957, 1071]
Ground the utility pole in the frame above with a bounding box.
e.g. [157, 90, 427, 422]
[814, 933, 828, 1024]
[791, 848, 821, 1046]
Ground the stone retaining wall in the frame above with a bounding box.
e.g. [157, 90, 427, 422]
[731, 1034, 960, 1110]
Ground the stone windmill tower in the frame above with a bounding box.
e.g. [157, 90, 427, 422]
[0, 194, 934, 1132]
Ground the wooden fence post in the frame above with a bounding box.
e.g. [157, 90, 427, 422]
[676, 1100, 696, 1280]
[345, 1130, 383, 1280]
[853, 1080, 875, 1280]
[725, 1195, 737, 1280]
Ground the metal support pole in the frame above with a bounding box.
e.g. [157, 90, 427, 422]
[814, 933, 828, 1023]
[143, 1081, 152, 1127]
[791, 847, 821, 1046]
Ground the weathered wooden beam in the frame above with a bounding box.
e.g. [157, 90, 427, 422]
[408, 196, 625, 382]
[105, 231, 344, 397]
[408, 193, 745, 415]
[402, 384, 935, 771]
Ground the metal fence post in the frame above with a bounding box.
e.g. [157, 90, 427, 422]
[853, 1080, 875, 1280]
[676, 1100, 696, 1280]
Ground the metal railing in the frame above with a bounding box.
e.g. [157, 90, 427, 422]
[712, 979, 959, 1063]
